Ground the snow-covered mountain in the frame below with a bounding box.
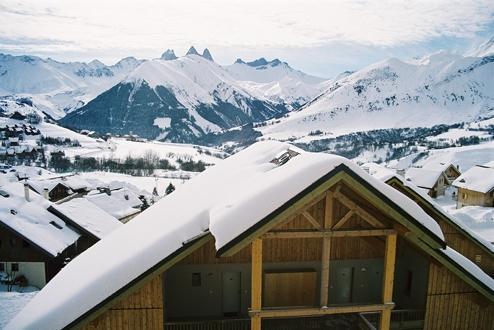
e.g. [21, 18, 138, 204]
[225, 58, 328, 108]
[60, 52, 291, 142]
[466, 37, 494, 58]
[0, 54, 143, 118]
[259, 51, 494, 141]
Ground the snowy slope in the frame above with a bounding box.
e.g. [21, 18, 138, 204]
[259, 51, 494, 140]
[466, 37, 494, 57]
[0, 54, 142, 118]
[225, 58, 328, 108]
[60, 54, 292, 142]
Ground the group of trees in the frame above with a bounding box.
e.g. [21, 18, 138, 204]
[48, 151, 209, 175]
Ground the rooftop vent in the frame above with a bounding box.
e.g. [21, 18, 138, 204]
[270, 149, 300, 166]
[0, 190, 9, 198]
[50, 221, 63, 230]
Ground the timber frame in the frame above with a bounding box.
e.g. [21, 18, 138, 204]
[69, 163, 494, 330]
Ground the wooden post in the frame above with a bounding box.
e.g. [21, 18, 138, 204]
[251, 239, 263, 330]
[320, 192, 333, 307]
[379, 233, 397, 330]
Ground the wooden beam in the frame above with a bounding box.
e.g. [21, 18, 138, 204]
[379, 233, 397, 330]
[334, 191, 386, 228]
[263, 229, 396, 239]
[324, 191, 334, 228]
[320, 237, 331, 307]
[251, 239, 263, 330]
[332, 210, 354, 230]
[250, 303, 394, 318]
[302, 211, 322, 230]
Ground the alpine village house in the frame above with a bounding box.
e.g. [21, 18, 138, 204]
[9, 142, 494, 330]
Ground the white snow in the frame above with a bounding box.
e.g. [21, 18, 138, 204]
[85, 192, 140, 220]
[8, 141, 445, 330]
[0, 289, 38, 329]
[452, 165, 494, 193]
[0, 182, 80, 257]
[442, 247, 494, 291]
[405, 167, 444, 189]
[52, 198, 122, 239]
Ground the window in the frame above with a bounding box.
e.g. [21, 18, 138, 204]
[405, 270, 413, 297]
[9, 238, 15, 247]
[0, 263, 4, 271]
[475, 255, 482, 263]
[50, 221, 63, 229]
[11, 263, 19, 272]
[192, 272, 202, 287]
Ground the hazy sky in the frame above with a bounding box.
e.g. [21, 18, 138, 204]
[1, 0, 494, 78]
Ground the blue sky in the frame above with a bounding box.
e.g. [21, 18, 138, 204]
[1, 0, 493, 78]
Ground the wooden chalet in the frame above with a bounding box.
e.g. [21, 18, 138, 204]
[453, 164, 494, 208]
[0, 182, 81, 288]
[9, 142, 494, 330]
[405, 168, 449, 198]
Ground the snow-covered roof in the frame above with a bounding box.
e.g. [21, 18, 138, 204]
[442, 247, 494, 291]
[9, 141, 446, 329]
[452, 165, 494, 193]
[51, 198, 122, 240]
[361, 163, 396, 182]
[85, 192, 140, 220]
[405, 167, 445, 189]
[0, 182, 80, 257]
[364, 165, 494, 254]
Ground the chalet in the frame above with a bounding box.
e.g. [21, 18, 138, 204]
[363, 163, 493, 275]
[0, 182, 80, 288]
[9, 142, 494, 330]
[420, 161, 461, 183]
[28, 175, 93, 202]
[453, 164, 494, 208]
[404, 167, 449, 198]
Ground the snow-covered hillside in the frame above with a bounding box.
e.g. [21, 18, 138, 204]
[0, 54, 142, 118]
[259, 51, 494, 141]
[225, 58, 327, 108]
[60, 49, 325, 143]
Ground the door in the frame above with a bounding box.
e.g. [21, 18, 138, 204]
[330, 266, 353, 304]
[222, 271, 241, 316]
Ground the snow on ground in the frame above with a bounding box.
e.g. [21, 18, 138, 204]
[436, 188, 494, 242]
[425, 128, 491, 142]
[0, 285, 38, 329]
[390, 140, 494, 173]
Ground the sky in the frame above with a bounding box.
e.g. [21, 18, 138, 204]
[1, 0, 494, 78]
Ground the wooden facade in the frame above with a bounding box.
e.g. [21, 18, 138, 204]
[457, 187, 494, 208]
[80, 170, 493, 330]
[387, 177, 494, 276]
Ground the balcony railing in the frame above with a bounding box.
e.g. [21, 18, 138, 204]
[359, 309, 425, 330]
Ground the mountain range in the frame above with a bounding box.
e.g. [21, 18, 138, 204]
[1, 40, 494, 145]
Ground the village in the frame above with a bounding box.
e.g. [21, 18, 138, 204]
[0, 140, 493, 330]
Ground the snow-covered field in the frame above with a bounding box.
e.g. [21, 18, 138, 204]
[0, 286, 38, 329]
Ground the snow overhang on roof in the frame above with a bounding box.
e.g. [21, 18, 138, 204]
[452, 165, 494, 193]
[405, 167, 445, 189]
[9, 141, 451, 329]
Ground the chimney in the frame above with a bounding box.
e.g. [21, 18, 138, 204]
[24, 182, 30, 202]
[43, 187, 49, 200]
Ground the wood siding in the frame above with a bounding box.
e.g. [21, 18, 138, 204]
[457, 187, 494, 207]
[83, 274, 163, 330]
[424, 262, 494, 330]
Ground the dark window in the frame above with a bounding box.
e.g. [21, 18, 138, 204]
[9, 238, 15, 247]
[405, 270, 413, 297]
[192, 272, 202, 287]
[22, 240, 30, 248]
[11, 263, 19, 272]
[0, 263, 4, 271]
[0, 239, 2, 249]
[50, 221, 63, 229]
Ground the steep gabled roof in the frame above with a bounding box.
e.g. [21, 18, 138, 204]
[0, 182, 80, 257]
[405, 167, 446, 189]
[453, 165, 494, 193]
[12, 141, 493, 330]
[49, 198, 122, 240]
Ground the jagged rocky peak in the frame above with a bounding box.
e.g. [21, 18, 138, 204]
[186, 46, 199, 56]
[202, 48, 214, 61]
[161, 49, 177, 61]
[235, 58, 245, 64]
[244, 58, 284, 67]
